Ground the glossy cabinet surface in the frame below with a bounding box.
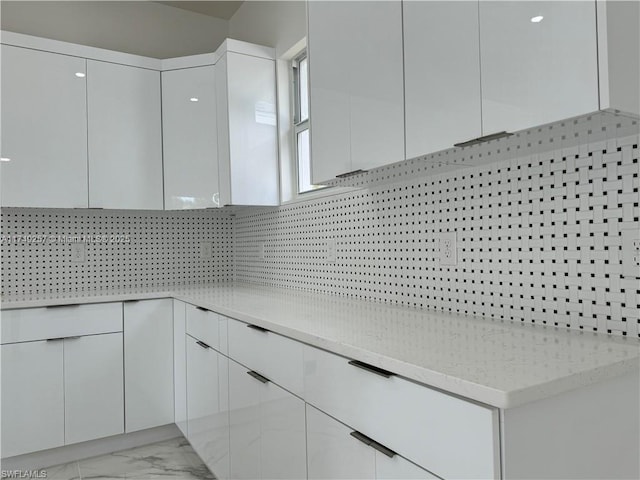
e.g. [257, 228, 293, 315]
[87, 60, 163, 209]
[403, 1, 482, 157]
[306, 405, 435, 480]
[64, 333, 124, 444]
[186, 335, 230, 479]
[124, 299, 174, 432]
[0, 45, 88, 208]
[1, 303, 122, 344]
[173, 300, 188, 436]
[162, 66, 220, 209]
[228, 359, 307, 480]
[216, 52, 279, 206]
[306, 404, 375, 480]
[227, 318, 304, 396]
[304, 345, 499, 479]
[186, 304, 226, 353]
[308, 0, 404, 183]
[479, 0, 599, 134]
[1, 341, 65, 457]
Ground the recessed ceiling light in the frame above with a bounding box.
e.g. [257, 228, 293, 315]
[531, 15, 544, 23]
[75, 72, 86, 78]
[1, 157, 11, 162]
[190, 97, 199, 102]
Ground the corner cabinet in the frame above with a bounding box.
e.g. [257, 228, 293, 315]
[308, 0, 405, 183]
[0, 45, 89, 208]
[215, 47, 279, 206]
[162, 41, 279, 209]
[87, 60, 163, 210]
[162, 65, 220, 210]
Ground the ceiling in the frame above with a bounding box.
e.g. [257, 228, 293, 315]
[156, 1, 244, 20]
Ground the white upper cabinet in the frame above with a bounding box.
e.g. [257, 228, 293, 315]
[162, 66, 220, 210]
[87, 60, 163, 210]
[479, 1, 599, 134]
[1, 45, 88, 208]
[596, 0, 639, 116]
[308, 0, 405, 183]
[403, 1, 482, 158]
[216, 50, 279, 206]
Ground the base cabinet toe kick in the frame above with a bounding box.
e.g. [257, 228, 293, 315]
[2, 298, 638, 479]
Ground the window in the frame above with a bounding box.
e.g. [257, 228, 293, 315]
[292, 51, 323, 194]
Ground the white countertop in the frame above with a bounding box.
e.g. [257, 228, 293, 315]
[2, 283, 639, 409]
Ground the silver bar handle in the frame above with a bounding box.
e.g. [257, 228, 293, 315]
[247, 370, 269, 384]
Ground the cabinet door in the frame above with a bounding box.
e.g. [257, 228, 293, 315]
[479, 1, 598, 134]
[87, 60, 163, 209]
[228, 359, 261, 480]
[186, 336, 230, 479]
[64, 333, 124, 445]
[260, 381, 307, 479]
[229, 359, 307, 480]
[403, 1, 482, 157]
[1, 341, 65, 457]
[173, 300, 188, 436]
[306, 404, 375, 480]
[124, 299, 174, 432]
[216, 52, 279, 207]
[162, 66, 220, 210]
[308, 0, 404, 183]
[0, 45, 88, 208]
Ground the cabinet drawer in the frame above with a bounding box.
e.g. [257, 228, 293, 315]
[1, 303, 123, 344]
[303, 345, 500, 479]
[185, 304, 227, 354]
[227, 318, 304, 397]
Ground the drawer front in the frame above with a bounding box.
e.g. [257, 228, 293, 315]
[185, 304, 226, 353]
[227, 318, 304, 397]
[303, 345, 499, 479]
[1, 303, 123, 344]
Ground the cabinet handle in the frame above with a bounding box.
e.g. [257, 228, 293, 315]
[335, 169, 366, 179]
[247, 370, 270, 384]
[348, 360, 395, 378]
[247, 324, 268, 333]
[124, 300, 139, 303]
[46, 304, 80, 309]
[196, 306, 208, 312]
[196, 340, 211, 350]
[349, 431, 396, 458]
[453, 131, 513, 148]
[46, 335, 81, 342]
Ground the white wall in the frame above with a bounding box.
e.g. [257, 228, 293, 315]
[229, 1, 306, 57]
[0, 1, 229, 58]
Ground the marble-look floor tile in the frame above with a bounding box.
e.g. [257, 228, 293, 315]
[45, 461, 81, 480]
[51, 436, 214, 480]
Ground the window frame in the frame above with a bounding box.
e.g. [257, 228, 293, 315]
[291, 49, 325, 195]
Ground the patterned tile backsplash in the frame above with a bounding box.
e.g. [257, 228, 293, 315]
[0, 209, 233, 298]
[1, 113, 639, 338]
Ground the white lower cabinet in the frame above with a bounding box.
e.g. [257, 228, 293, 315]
[0, 304, 124, 458]
[124, 299, 174, 433]
[64, 333, 124, 445]
[186, 334, 230, 479]
[173, 300, 188, 436]
[304, 345, 499, 479]
[1, 341, 65, 457]
[228, 359, 307, 480]
[306, 405, 434, 480]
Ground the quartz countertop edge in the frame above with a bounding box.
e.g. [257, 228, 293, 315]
[2, 284, 639, 410]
